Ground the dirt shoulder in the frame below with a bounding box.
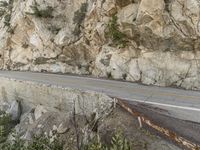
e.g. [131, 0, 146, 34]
[98, 105, 181, 150]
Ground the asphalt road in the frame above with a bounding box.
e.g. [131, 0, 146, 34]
[122, 100, 200, 146]
[0, 70, 200, 123]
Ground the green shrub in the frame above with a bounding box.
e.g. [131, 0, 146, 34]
[106, 15, 128, 48]
[1, 130, 130, 150]
[27, 135, 64, 150]
[84, 135, 106, 150]
[1, 134, 64, 150]
[1, 132, 26, 150]
[110, 131, 131, 150]
[84, 131, 131, 150]
[0, 111, 11, 143]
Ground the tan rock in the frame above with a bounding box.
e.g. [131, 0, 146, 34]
[0, 0, 200, 90]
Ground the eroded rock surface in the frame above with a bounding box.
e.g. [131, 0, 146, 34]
[0, 0, 200, 90]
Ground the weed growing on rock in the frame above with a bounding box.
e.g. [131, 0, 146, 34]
[0, 132, 26, 150]
[84, 135, 105, 150]
[0, 133, 64, 150]
[106, 15, 128, 48]
[110, 131, 131, 150]
[0, 111, 11, 143]
[84, 131, 131, 150]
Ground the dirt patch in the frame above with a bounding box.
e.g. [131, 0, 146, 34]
[98, 105, 181, 150]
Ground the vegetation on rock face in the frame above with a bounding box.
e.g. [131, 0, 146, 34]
[0, 111, 11, 143]
[0, 108, 64, 150]
[0, 133, 64, 150]
[106, 15, 128, 48]
[84, 131, 131, 150]
[0, 129, 131, 150]
[0, 0, 14, 28]
[73, 2, 88, 36]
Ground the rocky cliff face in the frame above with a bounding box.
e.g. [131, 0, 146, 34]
[0, 0, 200, 90]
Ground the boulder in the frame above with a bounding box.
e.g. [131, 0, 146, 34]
[5, 100, 21, 121]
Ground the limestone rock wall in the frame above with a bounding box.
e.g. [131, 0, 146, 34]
[0, 0, 200, 90]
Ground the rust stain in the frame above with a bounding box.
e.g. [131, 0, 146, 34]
[117, 99, 200, 150]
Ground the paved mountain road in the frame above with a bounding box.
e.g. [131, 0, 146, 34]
[0, 70, 200, 123]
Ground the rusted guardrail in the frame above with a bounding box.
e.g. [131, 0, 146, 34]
[117, 99, 200, 150]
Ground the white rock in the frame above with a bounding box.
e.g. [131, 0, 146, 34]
[0, 102, 10, 112]
[7, 100, 21, 121]
[118, 4, 138, 24]
[34, 105, 47, 120]
[57, 123, 69, 134]
[22, 130, 33, 141]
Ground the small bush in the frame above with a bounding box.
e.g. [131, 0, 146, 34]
[0, 111, 11, 143]
[110, 131, 131, 150]
[27, 135, 64, 150]
[1, 133, 64, 150]
[84, 135, 106, 150]
[106, 15, 128, 48]
[0, 132, 26, 150]
[84, 131, 131, 150]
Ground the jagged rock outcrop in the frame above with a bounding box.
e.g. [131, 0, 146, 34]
[0, 78, 115, 149]
[0, 0, 200, 90]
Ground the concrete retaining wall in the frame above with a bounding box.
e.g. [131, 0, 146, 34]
[0, 77, 114, 116]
